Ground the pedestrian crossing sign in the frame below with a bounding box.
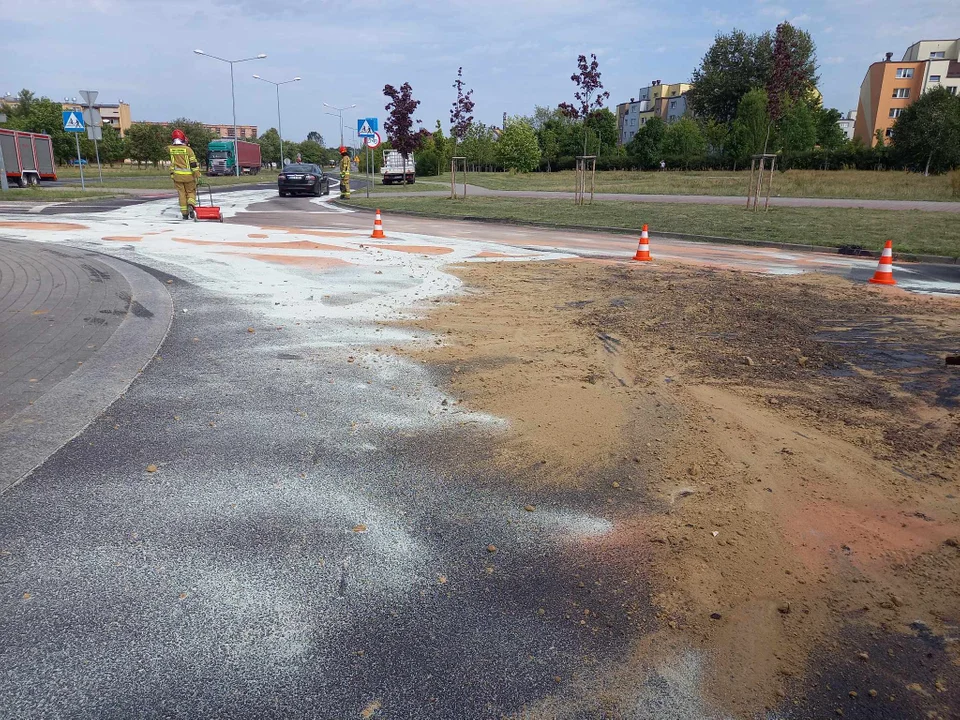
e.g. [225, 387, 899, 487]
[63, 111, 85, 132]
[357, 118, 378, 138]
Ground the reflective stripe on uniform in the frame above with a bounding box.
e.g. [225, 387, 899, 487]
[169, 145, 199, 175]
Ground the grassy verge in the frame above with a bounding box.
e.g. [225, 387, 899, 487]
[0, 188, 120, 201]
[347, 196, 960, 258]
[427, 169, 958, 202]
[99, 173, 277, 190]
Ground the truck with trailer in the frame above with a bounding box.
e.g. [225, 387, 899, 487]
[0, 129, 58, 186]
[381, 149, 415, 185]
[206, 139, 262, 176]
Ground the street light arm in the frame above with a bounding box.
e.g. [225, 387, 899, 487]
[196, 51, 266, 64]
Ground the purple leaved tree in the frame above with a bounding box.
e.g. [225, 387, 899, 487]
[449, 67, 476, 156]
[558, 53, 611, 155]
[383, 82, 423, 186]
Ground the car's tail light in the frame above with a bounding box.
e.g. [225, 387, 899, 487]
[278, 174, 286, 180]
[306, 175, 316, 181]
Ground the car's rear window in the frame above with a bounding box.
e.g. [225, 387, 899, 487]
[283, 165, 314, 173]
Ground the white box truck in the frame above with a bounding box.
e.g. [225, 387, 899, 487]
[381, 150, 415, 185]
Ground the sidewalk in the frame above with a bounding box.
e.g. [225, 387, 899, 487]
[0, 237, 172, 491]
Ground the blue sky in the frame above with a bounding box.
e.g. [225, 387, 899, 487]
[4, 0, 955, 145]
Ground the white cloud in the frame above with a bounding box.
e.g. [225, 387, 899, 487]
[824, 56, 846, 64]
[791, 13, 811, 23]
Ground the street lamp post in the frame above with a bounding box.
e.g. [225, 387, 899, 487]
[194, 49, 266, 176]
[253, 75, 301, 169]
[323, 102, 356, 148]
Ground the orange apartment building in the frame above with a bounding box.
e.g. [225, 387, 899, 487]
[854, 39, 960, 145]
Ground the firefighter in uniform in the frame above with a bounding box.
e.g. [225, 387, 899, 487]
[338, 146, 351, 199]
[168, 129, 201, 219]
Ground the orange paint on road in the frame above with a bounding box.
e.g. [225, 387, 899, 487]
[0, 221, 88, 231]
[102, 236, 143, 242]
[225, 253, 353, 271]
[174, 237, 351, 251]
[471, 251, 532, 259]
[367, 244, 454, 255]
[248, 233, 269, 239]
[260, 226, 358, 239]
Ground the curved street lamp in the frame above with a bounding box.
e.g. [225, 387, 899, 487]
[253, 75, 301, 168]
[194, 49, 267, 176]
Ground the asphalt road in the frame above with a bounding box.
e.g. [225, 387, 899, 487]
[0, 198, 660, 718]
[0, 191, 958, 718]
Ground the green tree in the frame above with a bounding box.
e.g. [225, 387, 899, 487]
[815, 107, 847, 150]
[584, 108, 618, 156]
[625, 116, 666, 169]
[432, 120, 448, 175]
[258, 128, 282, 166]
[126, 123, 167, 167]
[298, 139, 324, 164]
[689, 29, 774, 124]
[306, 131, 324, 145]
[461, 122, 496, 171]
[700, 118, 731, 161]
[662, 117, 706, 169]
[779, 100, 817, 155]
[730, 89, 773, 162]
[496, 117, 541, 172]
[891, 86, 960, 174]
[98, 123, 127, 166]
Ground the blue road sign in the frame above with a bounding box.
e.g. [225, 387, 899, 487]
[63, 111, 85, 132]
[357, 118, 378, 138]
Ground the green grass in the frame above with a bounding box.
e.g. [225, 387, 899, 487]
[0, 188, 120, 201]
[425, 169, 957, 202]
[57, 166, 169, 178]
[346, 195, 960, 258]
[99, 172, 278, 190]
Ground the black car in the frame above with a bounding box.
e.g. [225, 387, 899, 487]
[278, 163, 330, 197]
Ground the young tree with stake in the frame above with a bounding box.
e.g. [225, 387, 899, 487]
[558, 54, 611, 156]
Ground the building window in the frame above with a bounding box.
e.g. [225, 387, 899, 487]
[930, 51, 945, 59]
[670, 100, 677, 109]
[885, 128, 894, 137]
[930, 75, 941, 82]
[895, 68, 914, 78]
[892, 88, 911, 98]
[641, 117, 646, 125]
[948, 87, 958, 95]
[889, 108, 903, 118]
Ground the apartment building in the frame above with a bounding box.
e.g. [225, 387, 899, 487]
[617, 81, 692, 145]
[205, 123, 258, 139]
[836, 110, 857, 141]
[854, 39, 960, 145]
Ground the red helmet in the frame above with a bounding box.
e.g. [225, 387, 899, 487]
[171, 128, 186, 142]
[339, 146, 348, 155]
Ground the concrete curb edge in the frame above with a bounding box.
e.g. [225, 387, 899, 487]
[0, 249, 174, 494]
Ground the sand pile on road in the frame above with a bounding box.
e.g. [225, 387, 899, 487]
[403, 259, 960, 718]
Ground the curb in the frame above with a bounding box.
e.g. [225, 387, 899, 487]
[0, 248, 174, 494]
[335, 201, 960, 266]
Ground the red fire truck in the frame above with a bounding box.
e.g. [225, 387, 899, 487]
[0, 129, 58, 186]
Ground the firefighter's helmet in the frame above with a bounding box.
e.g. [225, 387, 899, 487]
[171, 128, 187, 143]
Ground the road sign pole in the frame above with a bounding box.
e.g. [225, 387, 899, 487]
[75, 133, 85, 190]
[94, 138, 103, 185]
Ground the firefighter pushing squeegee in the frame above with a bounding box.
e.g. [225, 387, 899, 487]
[168, 129, 201, 220]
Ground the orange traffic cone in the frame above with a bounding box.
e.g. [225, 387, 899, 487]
[371, 209, 386, 239]
[868, 240, 896, 285]
[632, 224, 652, 262]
